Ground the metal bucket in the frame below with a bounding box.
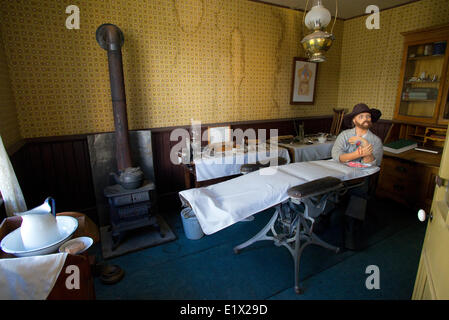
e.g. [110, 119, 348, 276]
[180, 208, 204, 240]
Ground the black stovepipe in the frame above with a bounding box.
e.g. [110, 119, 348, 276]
[96, 23, 132, 172]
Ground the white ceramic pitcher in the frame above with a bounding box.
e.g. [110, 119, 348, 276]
[15, 197, 61, 250]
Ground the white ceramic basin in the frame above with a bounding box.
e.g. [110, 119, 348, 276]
[59, 236, 93, 254]
[0, 216, 78, 257]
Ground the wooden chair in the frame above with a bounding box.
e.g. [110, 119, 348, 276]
[330, 108, 345, 136]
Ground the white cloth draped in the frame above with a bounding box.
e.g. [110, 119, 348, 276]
[179, 160, 379, 235]
[277, 141, 334, 162]
[0, 252, 68, 300]
[193, 145, 291, 181]
[0, 135, 27, 216]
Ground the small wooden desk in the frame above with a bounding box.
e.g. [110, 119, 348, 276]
[376, 149, 441, 212]
[383, 149, 441, 167]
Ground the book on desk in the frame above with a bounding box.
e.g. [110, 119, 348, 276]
[383, 139, 418, 154]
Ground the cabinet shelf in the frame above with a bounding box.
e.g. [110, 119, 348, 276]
[405, 81, 440, 84]
[408, 134, 443, 143]
[426, 137, 446, 142]
[407, 54, 445, 61]
[401, 99, 436, 102]
[409, 134, 445, 142]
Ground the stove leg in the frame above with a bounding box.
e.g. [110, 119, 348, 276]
[154, 216, 165, 238]
[111, 231, 123, 251]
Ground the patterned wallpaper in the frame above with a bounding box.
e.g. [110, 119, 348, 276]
[0, 27, 21, 149]
[1, 0, 447, 140]
[0, 0, 343, 139]
[337, 0, 449, 120]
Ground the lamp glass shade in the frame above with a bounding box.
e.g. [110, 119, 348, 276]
[305, 3, 332, 30]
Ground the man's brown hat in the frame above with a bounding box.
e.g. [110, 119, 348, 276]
[344, 103, 382, 127]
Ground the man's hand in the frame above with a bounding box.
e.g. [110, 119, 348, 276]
[338, 137, 376, 164]
[339, 143, 374, 163]
[349, 136, 368, 146]
[358, 144, 373, 157]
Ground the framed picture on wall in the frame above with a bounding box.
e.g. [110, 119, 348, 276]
[290, 57, 318, 105]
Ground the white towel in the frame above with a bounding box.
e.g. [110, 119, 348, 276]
[0, 253, 68, 300]
[179, 160, 379, 235]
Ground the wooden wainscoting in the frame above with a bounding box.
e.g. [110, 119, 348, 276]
[9, 136, 98, 224]
[5, 116, 392, 224]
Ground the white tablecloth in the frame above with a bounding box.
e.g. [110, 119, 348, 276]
[193, 145, 291, 181]
[277, 141, 334, 162]
[179, 160, 380, 235]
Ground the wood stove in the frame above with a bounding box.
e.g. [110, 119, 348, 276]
[104, 181, 161, 249]
[96, 23, 162, 250]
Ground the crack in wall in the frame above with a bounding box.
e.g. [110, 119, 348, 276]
[173, 0, 205, 34]
[212, 0, 226, 118]
[172, 0, 206, 68]
[231, 27, 245, 121]
[271, 8, 286, 117]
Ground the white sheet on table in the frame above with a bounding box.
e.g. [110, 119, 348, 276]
[193, 147, 290, 181]
[278, 141, 334, 162]
[0, 252, 68, 300]
[179, 160, 379, 235]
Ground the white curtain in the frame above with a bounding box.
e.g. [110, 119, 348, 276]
[0, 135, 27, 216]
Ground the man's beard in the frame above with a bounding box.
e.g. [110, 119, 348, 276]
[354, 120, 372, 129]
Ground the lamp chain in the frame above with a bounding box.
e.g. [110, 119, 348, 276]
[330, 0, 338, 34]
[302, 0, 310, 35]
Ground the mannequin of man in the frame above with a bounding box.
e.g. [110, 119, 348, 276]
[331, 103, 383, 250]
[332, 104, 383, 166]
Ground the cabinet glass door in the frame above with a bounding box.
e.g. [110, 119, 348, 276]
[399, 41, 446, 119]
[440, 69, 449, 122]
[442, 89, 449, 120]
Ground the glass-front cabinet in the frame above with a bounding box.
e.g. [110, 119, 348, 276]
[395, 24, 449, 125]
[379, 24, 449, 215]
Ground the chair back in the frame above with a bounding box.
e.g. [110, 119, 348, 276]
[330, 108, 345, 136]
